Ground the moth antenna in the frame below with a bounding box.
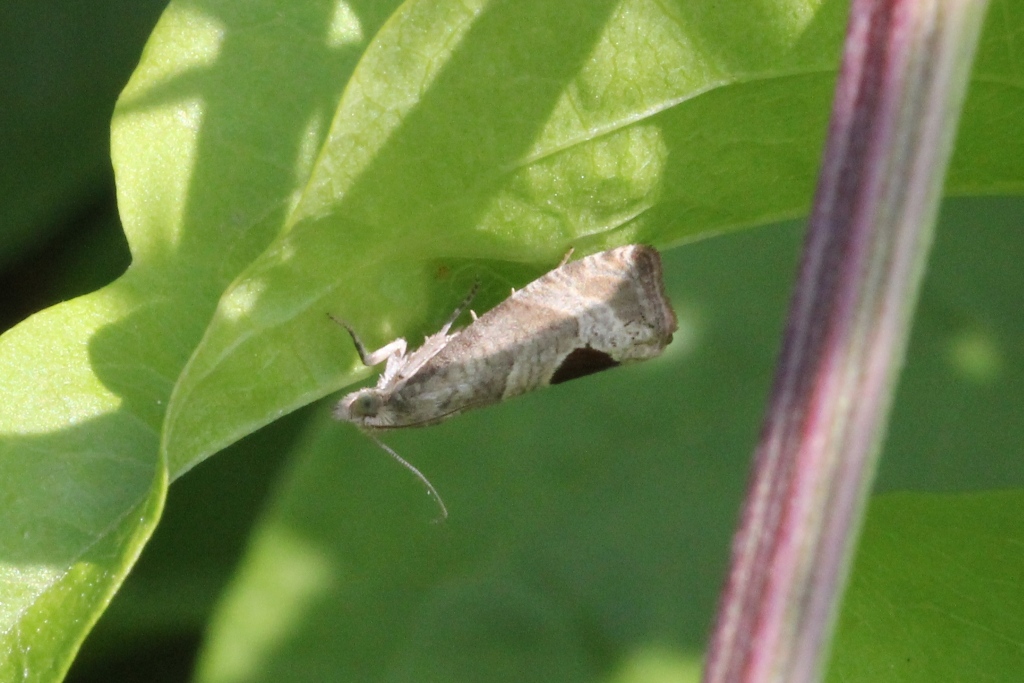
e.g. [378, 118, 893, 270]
[557, 247, 576, 268]
[443, 279, 481, 328]
[365, 431, 449, 522]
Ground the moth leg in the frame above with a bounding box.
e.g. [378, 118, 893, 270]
[329, 315, 407, 367]
[441, 279, 481, 330]
[557, 246, 576, 268]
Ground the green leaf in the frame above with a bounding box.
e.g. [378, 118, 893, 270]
[159, 0, 850, 475]
[161, 0, 1024, 477]
[1, 0, 393, 677]
[2, 0, 1023, 679]
[0, 296, 166, 680]
[66, 409, 308, 676]
[829, 491, 1024, 682]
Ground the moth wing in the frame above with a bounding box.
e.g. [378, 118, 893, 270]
[382, 327, 459, 390]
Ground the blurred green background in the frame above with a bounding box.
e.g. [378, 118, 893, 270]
[3, 2, 1022, 682]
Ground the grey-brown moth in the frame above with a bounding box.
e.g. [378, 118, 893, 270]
[335, 244, 677, 429]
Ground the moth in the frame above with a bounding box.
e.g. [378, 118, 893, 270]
[333, 244, 677, 517]
[336, 245, 676, 427]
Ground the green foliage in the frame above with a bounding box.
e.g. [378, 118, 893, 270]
[831, 491, 1024, 683]
[1, 0, 1022, 681]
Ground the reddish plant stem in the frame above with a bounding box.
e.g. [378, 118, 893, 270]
[702, 1, 989, 681]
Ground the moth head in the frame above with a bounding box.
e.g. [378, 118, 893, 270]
[335, 388, 383, 422]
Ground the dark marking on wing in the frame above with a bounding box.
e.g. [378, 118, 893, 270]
[550, 347, 620, 385]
